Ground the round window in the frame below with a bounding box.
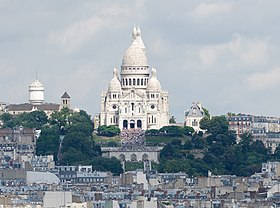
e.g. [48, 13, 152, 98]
[112, 105, 117, 109]
[151, 105, 155, 109]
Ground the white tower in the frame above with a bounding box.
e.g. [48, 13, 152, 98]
[29, 79, 44, 105]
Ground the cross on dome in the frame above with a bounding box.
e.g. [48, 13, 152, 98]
[132, 25, 141, 39]
[122, 25, 147, 66]
[151, 68, 157, 78]
[113, 68, 118, 77]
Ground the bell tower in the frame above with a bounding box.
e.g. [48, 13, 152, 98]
[61, 92, 71, 109]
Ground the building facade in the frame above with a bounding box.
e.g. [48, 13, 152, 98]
[184, 102, 205, 132]
[5, 79, 71, 116]
[100, 26, 169, 130]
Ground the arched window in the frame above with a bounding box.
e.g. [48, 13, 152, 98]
[137, 120, 142, 128]
[133, 78, 136, 85]
[141, 79, 143, 86]
[123, 120, 128, 129]
[125, 79, 128, 86]
[129, 79, 131, 85]
[137, 79, 140, 85]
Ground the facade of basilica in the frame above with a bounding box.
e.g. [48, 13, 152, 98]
[100, 26, 169, 130]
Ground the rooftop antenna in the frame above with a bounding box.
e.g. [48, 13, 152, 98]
[35, 66, 38, 80]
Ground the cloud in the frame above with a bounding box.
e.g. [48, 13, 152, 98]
[192, 2, 234, 18]
[47, 64, 103, 100]
[47, 4, 130, 52]
[245, 67, 280, 90]
[228, 35, 268, 66]
[198, 45, 224, 66]
[149, 38, 170, 57]
[0, 63, 17, 77]
[197, 34, 269, 68]
[48, 16, 108, 51]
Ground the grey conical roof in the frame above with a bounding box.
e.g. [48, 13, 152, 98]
[61, 92, 70, 98]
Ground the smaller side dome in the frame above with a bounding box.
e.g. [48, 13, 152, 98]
[108, 68, 121, 91]
[147, 68, 161, 91]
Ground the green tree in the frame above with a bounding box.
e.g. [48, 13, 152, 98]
[208, 142, 225, 156]
[171, 138, 182, 146]
[90, 157, 123, 175]
[192, 135, 207, 149]
[159, 126, 183, 137]
[61, 131, 100, 165]
[160, 143, 183, 160]
[182, 126, 194, 136]
[145, 129, 160, 136]
[97, 125, 120, 137]
[107, 141, 119, 147]
[0, 113, 14, 128]
[200, 116, 228, 136]
[274, 145, 280, 160]
[36, 126, 60, 159]
[183, 140, 192, 150]
[169, 116, 176, 124]
[10, 111, 48, 129]
[202, 107, 210, 118]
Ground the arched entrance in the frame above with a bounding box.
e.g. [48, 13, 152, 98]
[131, 154, 137, 162]
[142, 153, 149, 161]
[130, 120, 135, 129]
[137, 120, 142, 129]
[123, 120, 128, 129]
[119, 154, 125, 162]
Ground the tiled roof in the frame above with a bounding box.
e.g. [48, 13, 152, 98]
[7, 103, 60, 111]
[8, 103, 33, 111]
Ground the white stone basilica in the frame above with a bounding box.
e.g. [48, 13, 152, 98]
[100, 26, 169, 130]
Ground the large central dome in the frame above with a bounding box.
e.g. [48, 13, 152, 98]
[122, 42, 147, 66]
[121, 26, 148, 67]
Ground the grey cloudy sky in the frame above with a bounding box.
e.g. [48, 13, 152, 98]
[1, 0, 280, 122]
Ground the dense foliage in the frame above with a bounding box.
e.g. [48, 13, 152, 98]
[158, 116, 272, 177]
[97, 125, 120, 137]
[0, 109, 123, 175]
[0, 111, 48, 129]
[36, 126, 60, 160]
[146, 126, 194, 137]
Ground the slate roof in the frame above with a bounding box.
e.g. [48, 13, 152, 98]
[185, 102, 204, 117]
[61, 92, 70, 98]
